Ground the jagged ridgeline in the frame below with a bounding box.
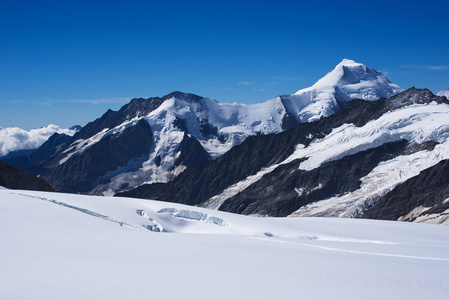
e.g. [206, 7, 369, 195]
[5, 59, 403, 196]
[119, 88, 449, 224]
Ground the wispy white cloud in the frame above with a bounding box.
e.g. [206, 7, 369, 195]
[401, 65, 449, 71]
[67, 97, 131, 104]
[34, 99, 56, 106]
[8, 100, 25, 104]
[379, 70, 390, 77]
[204, 87, 233, 92]
[252, 88, 271, 92]
[30, 97, 132, 106]
[271, 76, 303, 81]
[238, 81, 255, 86]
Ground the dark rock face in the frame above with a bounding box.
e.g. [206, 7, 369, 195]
[74, 97, 164, 140]
[4, 92, 213, 194]
[168, 91, 204, 103]
[362, 159, 449, 221]
[1, 150, 36, 169]
[218, 141, 438, 217]
[118, 88, 444, 217]
[28, 133, 73, 168]
[117, 133, 297, 205]
[175, 133, 211, 169]
[0, 149, 36, 161]
[0, 160, 54, 192]
[199, 118, 219, 138]
[3, 133, 73, 171]
[279, 96, 301, 130]
[38, 119, 153, 193]
[73, 91, 198, 142]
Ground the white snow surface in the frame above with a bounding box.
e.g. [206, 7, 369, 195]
[291, 59, 403, 122]
[436, 88, 449, 99]
[292, 102, 449, 171]
[1, 189, 449, 300]
[0, 124, 77, 157]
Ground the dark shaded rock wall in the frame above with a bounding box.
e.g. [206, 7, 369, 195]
[118, 89, 444, 215]
[40, 119, 153, 193]
[362, 159, 449, 221]
[0, 160, 54, 192]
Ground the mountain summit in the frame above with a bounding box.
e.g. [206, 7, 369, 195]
[306, 59, 396, 91]
[6, 59, 403, 195]
[436, 88, 449, 99]
[284, 59, 403, 123]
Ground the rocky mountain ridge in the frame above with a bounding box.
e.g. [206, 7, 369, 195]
[118, 88, 449, 224]
[5, 59, 402, 195]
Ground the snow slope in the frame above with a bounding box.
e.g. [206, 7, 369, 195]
[1, 189, 449, 300]
[436, 88, 449, 98]
[289, 101, 449, 220]
[288, 59, 403, 122]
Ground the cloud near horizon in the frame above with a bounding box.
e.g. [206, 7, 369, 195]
[237, 81, 255, 86]
[27, 98, 132, 106]
[0, 125, 77, 157]
[401, 65, 449, 71]
[270, 76, 303, 81]
[68, 97, 131, 104]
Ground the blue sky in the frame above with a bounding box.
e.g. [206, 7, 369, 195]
[1, 0, 449, 129]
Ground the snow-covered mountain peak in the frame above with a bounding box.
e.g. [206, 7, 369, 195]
[436, 89, 449, 99]
[311, 58, 370, 87]
[289, 59, 403, 122]
[339, 58, 359, 65]
[11, 59, 407, 196]
[301, 59, 400, 93]
[168, 91, 208, 103]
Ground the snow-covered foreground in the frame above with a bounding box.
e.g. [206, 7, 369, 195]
[1, 190, 449, 300]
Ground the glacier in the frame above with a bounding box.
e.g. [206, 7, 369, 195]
[1, 188, 448, 300]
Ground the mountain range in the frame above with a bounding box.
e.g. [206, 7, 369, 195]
[3, 59, 401, 193]
[118, 87, 449, 224]
[2, 59, 449, 300]
[3, 59, 449, 224]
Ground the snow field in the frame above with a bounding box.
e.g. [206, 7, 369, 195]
[1, 189, 449, 300]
